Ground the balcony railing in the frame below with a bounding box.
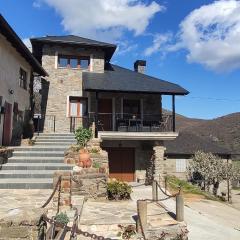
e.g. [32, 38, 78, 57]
[70, 113, 173, 133]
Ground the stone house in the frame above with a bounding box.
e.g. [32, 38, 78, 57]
[0, 15, 47, 146]
[31, 35, 189, 183]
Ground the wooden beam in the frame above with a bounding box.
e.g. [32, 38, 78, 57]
[95, 91, 99, 138]
[172, 95, 176, 132]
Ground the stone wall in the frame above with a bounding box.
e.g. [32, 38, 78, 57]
[0, 33, 32, 145]
[0, 147, 13, 166]
[0, 208, 46, 239]
[40, 45, 105, 132]
[53, 169, 107, 205]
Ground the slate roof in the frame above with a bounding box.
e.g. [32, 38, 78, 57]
[165, 132, 231, 156]
[0, 15, 47, 76]
[31, 35, 117, 61]
[83, 64, 189, 95]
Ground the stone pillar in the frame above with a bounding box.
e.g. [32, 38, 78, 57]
[153, 141, 166, 184]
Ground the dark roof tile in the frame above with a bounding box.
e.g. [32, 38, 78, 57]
[83, 64, 189, 95]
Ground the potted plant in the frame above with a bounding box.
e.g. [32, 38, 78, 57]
[75, 126, 93, 168]
[54, 212, 69, 237]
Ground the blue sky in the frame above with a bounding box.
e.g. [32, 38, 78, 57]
[1, 0, 240, 119]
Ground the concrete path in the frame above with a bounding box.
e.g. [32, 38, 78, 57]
[132, 185, 240, 240]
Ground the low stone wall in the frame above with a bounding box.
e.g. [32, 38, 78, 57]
[54, 169, 107, 206]
[0, 148, 13, 167]
[0, 208, 46, 239]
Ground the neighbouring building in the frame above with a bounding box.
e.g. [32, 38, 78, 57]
[164, 132, 231, 180]
[0, 15, 47, 146]
[31, 35, 189, 183]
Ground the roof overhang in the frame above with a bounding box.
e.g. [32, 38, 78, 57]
[31, 38, 117, 62]
[0, 15, 48, 77]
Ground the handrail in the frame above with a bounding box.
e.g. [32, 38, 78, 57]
[155, 180, 181, 198]
[42, 176, 62, 209]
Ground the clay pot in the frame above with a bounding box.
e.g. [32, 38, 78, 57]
[79, 149, 91, 168]
[85, 159, 92, 168]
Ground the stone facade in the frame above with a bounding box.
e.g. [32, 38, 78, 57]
[40, 45, 105, 132]
[0, 33, 32, 145]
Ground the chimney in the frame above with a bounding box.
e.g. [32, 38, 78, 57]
[134, 60, 146, 74]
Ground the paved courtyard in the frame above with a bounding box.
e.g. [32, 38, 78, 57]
[0, 187, 240, 240]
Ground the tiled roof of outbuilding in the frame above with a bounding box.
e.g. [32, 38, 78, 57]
[165, 132, 231, 156]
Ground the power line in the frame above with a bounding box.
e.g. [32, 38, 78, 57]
[181, 96, 240, 102]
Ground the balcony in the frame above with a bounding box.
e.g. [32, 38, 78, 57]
[70, 113, 175, 137]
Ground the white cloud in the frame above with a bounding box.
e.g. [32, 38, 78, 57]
[33, 1, 41, 8]
[144, 33, 172, 56]
[116, 40, 138, 55]
[22, 38, 32, 52]
[178, 0, 240, 71]
[145, 0, 240, 72]
[41, 0, 163, 41]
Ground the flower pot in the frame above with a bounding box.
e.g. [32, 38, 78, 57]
[79, 149, 90, 168]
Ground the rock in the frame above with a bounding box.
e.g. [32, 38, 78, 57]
[73, 166, 83, 173]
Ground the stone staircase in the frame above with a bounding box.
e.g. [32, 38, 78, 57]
[0, 133, 76, 189]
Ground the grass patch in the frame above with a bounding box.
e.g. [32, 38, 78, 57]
[166, 175, 218, 201]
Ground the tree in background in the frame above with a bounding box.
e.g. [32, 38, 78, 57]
[188, 151, 240, 196]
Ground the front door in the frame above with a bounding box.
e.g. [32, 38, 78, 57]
[2, 102, 12, 146]
[98, 99, 112, 131]
[107, 147, 135, 182]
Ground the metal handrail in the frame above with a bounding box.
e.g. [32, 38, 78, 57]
[42, 176, 62, 211]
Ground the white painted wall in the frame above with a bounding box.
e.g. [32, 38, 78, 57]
[0, 33, 31, 145]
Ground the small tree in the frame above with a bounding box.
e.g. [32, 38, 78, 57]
[188, 151, 239, 196]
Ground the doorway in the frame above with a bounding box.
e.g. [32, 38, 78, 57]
[107, 147, 135, 182]
[98, 98, 112, 131]
[2, 102, 12, 146]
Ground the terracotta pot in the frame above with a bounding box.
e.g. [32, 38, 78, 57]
[79, 149, 90, 168]
[85, 159, 92, 168]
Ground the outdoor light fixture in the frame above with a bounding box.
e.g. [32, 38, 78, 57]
[8, 89, 14, 94]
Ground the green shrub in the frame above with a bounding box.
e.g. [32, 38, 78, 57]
[74, 127, 92, 147]
[92, 162, 101, 168]
[55, 212, 69, 225]
[107, 180, 132, 200]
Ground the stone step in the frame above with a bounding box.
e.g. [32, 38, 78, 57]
[35, 133, 75, 137]
[13, 146, 68, 152]
[13, 151, 64, 157]
[0, 178, 53, 189]
[35, 142, 75, 146]
[35, 138, 76, 142]
[8, 156, 64, 163]
[1, 163, 74, 170]
[36, 135, 75, 140]
[0, 170, 65, 178]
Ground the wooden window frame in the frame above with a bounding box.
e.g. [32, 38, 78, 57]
[58, 55, 90, 70]
[19, 68, 27, 90]
[68, 97, 88, 118]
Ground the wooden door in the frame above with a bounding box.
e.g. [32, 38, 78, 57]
[98, 99, 112, 131]
[2, 102, 12, 146]
[107, 148, 135, 182]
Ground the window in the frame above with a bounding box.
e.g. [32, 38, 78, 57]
[176, 159, 187, 173]
[69, 97, 88, 117]
[19, 68, 27, 90]
[58, 55, 90, 69]
[70, 58, 78, 68]
[58, 57, 68, 68]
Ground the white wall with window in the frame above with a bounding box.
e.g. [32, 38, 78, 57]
[176, 159, 187, 173]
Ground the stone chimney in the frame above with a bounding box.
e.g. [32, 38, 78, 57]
[134, 60, 146, 74]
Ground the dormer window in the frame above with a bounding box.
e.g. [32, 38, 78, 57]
[58, 55, 90, 69]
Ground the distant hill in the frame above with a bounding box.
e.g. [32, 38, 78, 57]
[175, 112, 240, 154]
